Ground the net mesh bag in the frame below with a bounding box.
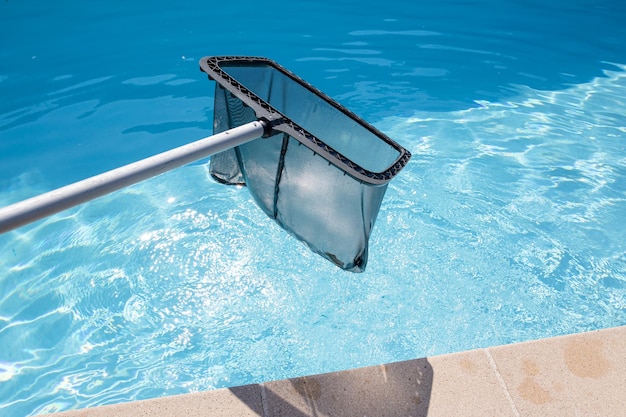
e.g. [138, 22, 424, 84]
[201, 56, 411, 272]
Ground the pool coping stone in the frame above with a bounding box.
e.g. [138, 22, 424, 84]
[47, 325, 626, 417]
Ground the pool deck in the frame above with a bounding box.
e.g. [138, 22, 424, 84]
[49, 325, 626, 417]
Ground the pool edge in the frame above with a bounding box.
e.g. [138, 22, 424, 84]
[46, 325, 626, 416]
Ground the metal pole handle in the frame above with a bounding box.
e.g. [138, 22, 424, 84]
[0, 120, 266, 234]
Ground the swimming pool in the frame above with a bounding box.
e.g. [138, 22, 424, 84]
[1, 0, 626, 415]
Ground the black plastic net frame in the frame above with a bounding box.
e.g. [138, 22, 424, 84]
[200, 56, 411, 272]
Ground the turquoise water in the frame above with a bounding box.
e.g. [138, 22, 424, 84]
[2, 0, 626, 415]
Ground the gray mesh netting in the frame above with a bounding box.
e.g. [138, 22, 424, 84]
[201, 56, 410, 272]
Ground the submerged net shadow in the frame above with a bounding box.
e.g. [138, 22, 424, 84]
[201, 56, 410, 272]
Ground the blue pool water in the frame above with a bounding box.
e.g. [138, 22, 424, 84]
[2, 0, 626, 415]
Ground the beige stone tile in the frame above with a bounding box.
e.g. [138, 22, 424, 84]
[263, 351, 518, 417]
[426, 349, 518, 417]
[262, 358, 433, 416]
[46, 384, 263, 417]
[489, 326, 626, 417]
[45, 326, 626, 417]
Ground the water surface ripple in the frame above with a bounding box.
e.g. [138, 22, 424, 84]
[1, 1, 626, 416]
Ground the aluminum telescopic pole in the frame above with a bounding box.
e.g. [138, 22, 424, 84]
[0, 120, 266, 234]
